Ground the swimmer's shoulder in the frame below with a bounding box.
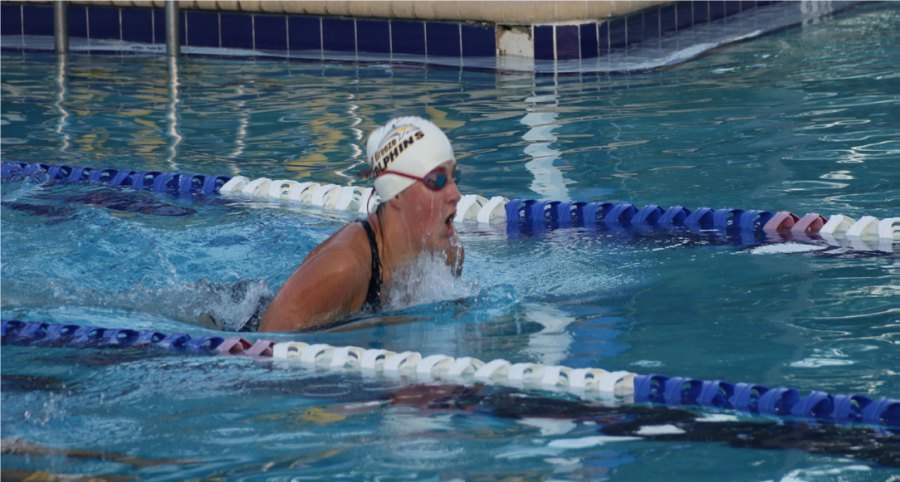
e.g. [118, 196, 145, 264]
[263, 222, 372, 331]
[300, 221, 373, 287]
[305, 220, 369, 261]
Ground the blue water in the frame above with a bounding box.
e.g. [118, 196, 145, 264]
[2, 3, 899, 480]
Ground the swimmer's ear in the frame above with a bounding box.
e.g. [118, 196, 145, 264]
[388, 193, 404, 210]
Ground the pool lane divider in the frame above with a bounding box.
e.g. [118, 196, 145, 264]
[3, 319, 898, 429]
[2, 162, 899, 244]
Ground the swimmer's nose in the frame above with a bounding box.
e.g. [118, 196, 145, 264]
[446, 178, 461, 204]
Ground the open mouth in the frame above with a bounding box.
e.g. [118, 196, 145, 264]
[445, 212, 456, 231]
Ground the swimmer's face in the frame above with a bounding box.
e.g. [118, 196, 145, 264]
[395, 160, 461, 253]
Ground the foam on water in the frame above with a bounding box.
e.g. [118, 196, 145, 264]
[385, 250, 479, 313]
[110, 278, 275, 331]
[546, 436, 641, 449]
[750, 242, 830, 255]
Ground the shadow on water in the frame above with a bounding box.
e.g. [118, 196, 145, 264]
[2, 374, 895, 480]
[1, 182, 196, 218]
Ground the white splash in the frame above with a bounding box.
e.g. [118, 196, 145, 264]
[518, 417, 577, 436]
[750, 243, 829, 255]
[779, 465, 871, 482]
[635, 424, 687, 436]
[547, 435, 641, 449]
[789, 358, 855, 368]
[696, 414, 740, 423]
[385, 251, 477, 312]
[631, 360, 666, 368]
[102, 278, 274, 331]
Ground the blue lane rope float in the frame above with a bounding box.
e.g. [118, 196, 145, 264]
[2, 319, 898, 429]
[3, 161, 899, 246]
[2, 162, 229, 196]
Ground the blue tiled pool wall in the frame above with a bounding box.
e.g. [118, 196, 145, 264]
[1, 1, 781, 59]
[0, 2, 495, 58]
[541, 1, 784, 60]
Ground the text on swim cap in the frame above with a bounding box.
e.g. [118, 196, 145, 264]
[372, 127, 425, 176]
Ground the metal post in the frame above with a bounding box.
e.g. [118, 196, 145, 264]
[165, 0, 180, 57]
[53, 0, 68, 54]
[165, 1, 181, 168]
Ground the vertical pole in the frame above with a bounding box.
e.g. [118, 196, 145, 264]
[53, 0, 69, 54]
[166, 0, 180, 57]
[165, 1, 181, 168]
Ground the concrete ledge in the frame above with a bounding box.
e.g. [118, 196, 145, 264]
[55, 1, 670, 23]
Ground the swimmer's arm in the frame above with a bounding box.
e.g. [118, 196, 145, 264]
[259, 249, 368, 332]
[446, 234, 464, 277]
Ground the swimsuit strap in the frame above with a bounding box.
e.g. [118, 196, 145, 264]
[359, 219, 383, 312]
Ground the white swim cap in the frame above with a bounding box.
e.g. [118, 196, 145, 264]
[366, 116, 455, 201]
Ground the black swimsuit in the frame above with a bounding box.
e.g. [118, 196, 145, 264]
[359, 219, 383, 312]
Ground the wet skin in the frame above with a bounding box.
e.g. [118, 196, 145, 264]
[260, 161, 463, 332]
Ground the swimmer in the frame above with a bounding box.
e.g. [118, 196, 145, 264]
[259, 117, 464, 332]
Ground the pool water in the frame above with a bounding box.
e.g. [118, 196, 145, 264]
[2, 2, 899, 480]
